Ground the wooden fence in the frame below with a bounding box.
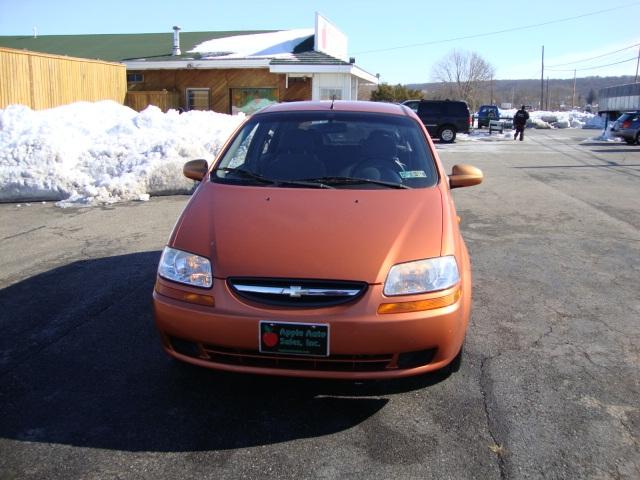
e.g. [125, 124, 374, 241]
[125, 90, 181, 112]
[0, 47, 127, 110]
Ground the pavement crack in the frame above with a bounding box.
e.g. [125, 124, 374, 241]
[620, 419, 640, 451]
[1, 225, 46, 241]
[480, 354, 508, 480]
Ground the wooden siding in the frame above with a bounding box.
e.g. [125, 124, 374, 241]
[125, 90, 181, 112]
[0, 47, 126, 110]
[127, 68, 312, 113]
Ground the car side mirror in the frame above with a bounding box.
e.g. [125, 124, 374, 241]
[449, 164, 483, 189]
[183, 159, 209, 181]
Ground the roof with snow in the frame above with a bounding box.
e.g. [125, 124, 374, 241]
[0, 29, 347, 65]
[0, 30, 280, 62]
[0, 27, 377, 83]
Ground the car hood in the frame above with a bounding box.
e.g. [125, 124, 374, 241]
[171, 183, 444, 284]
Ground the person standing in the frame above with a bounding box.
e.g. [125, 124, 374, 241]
[513, 105, 530, 141]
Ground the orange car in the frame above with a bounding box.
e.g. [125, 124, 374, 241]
[153, 100, 482, 379]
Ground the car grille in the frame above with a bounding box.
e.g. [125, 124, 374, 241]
[202, 344, 393, 372]
[169, 337, 437, 373]
[227, 277, 368, 307]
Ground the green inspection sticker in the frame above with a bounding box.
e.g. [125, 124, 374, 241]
[399, 170, 427, 178]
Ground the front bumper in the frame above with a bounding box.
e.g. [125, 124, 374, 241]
[152, 278, 470, 379]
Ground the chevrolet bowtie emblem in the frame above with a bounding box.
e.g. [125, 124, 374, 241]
[286, 286, 304, 297]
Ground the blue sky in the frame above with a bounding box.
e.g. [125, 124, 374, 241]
[1, 0, 639, 83]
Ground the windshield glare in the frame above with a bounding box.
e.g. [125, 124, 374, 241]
[212, 111, 438, 189]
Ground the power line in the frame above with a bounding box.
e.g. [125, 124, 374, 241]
[545, 56, 637, 72]
[350, 2, 640, 55]
[546, 42, 640, 67]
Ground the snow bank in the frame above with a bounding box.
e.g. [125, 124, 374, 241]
[0, 101, 243, 206]
[499, 108, 597, 129]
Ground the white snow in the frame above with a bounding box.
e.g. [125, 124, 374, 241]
[0, 101, 244, 206]
[0, 101, 617, 206]
[190, 29, 314, 59]
[458, 108, 608, 143]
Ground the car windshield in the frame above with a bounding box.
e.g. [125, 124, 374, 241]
[211, 111, 438, 189]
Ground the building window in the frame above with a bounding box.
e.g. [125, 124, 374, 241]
[320, 88, 342, 100]
[186, 88, 210, 111]
[230, 88, 278, 115]
[127, 73, 144, 83]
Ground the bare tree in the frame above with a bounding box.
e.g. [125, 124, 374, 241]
[431, 50, 495, 111]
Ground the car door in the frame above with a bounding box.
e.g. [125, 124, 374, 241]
[417, 102, 442, 135]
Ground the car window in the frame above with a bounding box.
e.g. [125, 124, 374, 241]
[403, 101, 419, 112]
[212, 111, 438, 189]
[449, 103, 469, 115]
[418, 103, 442, 116]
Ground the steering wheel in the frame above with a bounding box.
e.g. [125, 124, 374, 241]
[351, 158, 403, 183]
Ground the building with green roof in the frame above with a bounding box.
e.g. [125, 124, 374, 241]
[0, 14, 377, 114]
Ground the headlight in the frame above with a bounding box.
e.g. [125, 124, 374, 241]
[158, 247, 212, 288]
[384, 256, 460, 296]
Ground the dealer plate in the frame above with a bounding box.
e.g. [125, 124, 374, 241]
[259, 321, 329, 357]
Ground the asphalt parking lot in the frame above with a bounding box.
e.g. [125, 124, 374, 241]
[0, 128, 638, 479]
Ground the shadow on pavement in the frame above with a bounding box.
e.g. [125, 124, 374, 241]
[0, 253, 446, 452]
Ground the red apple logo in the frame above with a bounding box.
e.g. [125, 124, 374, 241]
[262, 329, 279, 348]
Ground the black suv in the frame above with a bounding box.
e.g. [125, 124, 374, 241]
[402, 99, 471, 143]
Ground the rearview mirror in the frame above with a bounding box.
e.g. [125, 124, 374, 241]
[449, 164, 483, 189]
[183, 159, 209, 181]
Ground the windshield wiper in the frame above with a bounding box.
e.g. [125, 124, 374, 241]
[214, 167, 333, 189]
[214, 167, 276, 184]
[301, 176, 411, 189]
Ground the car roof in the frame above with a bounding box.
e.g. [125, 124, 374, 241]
[259, 101, 412, 117]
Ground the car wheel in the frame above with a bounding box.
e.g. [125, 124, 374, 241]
[636, 132, 640, 145]
[439, 126, 456, 143]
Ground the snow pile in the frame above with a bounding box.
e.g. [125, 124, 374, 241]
[457, 130, 514, 142]
[582, 115, 607, 129]
[459, 108, 607, 142]
[499, 108, 597, 129]
[0, 101, 243, 206]
[588, 121, 620, 142]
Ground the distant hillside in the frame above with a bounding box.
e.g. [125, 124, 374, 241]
[405, 76, 635, 110]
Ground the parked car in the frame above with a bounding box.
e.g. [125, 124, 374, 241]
[153, 100, 483, 380]
[477, 105, 500, 128]
[402, 99, 471, 143]
[611, 111, 640, 145]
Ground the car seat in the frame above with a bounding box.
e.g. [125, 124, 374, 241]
[351, 130, 403, 182]
[268, 129, 326, 180]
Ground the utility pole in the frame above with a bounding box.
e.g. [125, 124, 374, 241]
[572, 69, 576, 110]
[490, 75, 494, 105]
[635, 46, 639, 83]
[540, 46, 545, 110]
[546, 77, 550, 110]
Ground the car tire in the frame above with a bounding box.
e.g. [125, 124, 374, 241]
[439, 126, 457, 143]
[636, 132, 640, 145]
[624, 138, 635, 145]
